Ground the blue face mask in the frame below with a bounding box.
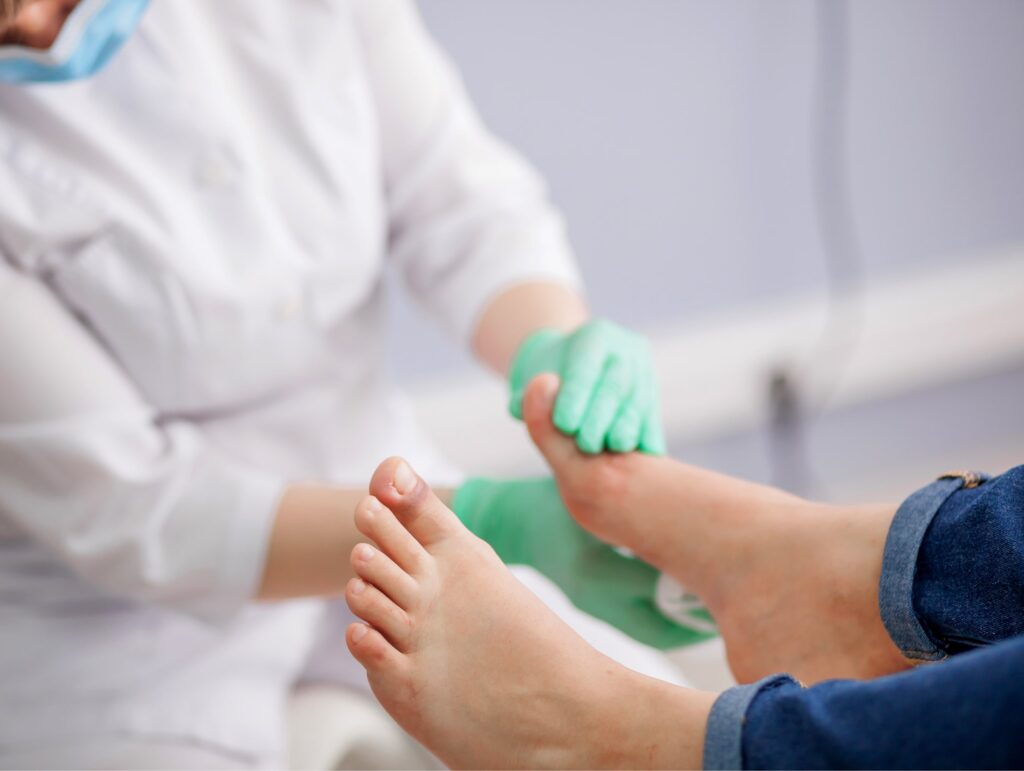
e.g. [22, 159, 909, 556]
[0, 0, 150, 84]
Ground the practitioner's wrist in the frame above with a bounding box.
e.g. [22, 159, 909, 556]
[258, 483, 365, 601]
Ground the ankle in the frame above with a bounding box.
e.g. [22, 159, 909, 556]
[613, 672, 716, 769]
[808, 501, 899, 603]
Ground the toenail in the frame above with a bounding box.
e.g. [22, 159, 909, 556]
[351, 578, 367, 594]
[392, 461, 416, 495]
[365, 496, 382, 512]
[351, 624, 367, 642]
[355, 544, 375, 562]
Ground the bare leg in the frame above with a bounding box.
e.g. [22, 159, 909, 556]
[523, 374, 911, 684]
[344, 457, 717, 770]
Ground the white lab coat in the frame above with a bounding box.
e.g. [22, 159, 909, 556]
[0, 0, 582, 762]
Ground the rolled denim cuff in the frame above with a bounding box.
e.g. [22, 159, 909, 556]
[703, 674, 795, 770]
[878, 472, 989, 660]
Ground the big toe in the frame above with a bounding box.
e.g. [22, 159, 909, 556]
[524, 374, 583, 473]
[369, 457, 463, 548]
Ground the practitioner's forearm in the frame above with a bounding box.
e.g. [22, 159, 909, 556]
[472, 281, 588, 375]
[257, 484, 365, 600]
[257, 482, 455, 600]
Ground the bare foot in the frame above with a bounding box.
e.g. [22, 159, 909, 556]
[344, 456, 716, 770]
[523, 374, 912, 685]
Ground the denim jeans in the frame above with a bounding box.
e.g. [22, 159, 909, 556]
[703, 465, 1024, 769]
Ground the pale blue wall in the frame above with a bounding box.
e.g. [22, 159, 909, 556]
[388, 0, 1024, 380]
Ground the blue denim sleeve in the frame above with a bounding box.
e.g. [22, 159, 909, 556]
[703, 675, 795, 770]
[736, 635, 1024, 769]
[879, 465, 1024, 659]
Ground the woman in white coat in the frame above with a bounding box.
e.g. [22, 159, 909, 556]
[0, 1, 672, 767]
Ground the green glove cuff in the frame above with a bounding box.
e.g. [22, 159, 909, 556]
[452, 476, 716, 650]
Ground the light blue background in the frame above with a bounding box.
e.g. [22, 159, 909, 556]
[391, 0, 1024, 378]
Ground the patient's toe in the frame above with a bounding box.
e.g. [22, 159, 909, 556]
[346, 578, 412, 651]
[355, 495, 429, 574]
[369, 457, 462, 548]
[346, 623, 406, 672]
[524, 374, 583, 469]
[351, 543, 419, 610]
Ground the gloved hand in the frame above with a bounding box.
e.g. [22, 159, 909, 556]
[453, 476, 716, 650]
[508, 319, 665, 455]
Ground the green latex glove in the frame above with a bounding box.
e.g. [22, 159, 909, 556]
[453, 476, 716, 650]
[508, 319, 666, 455]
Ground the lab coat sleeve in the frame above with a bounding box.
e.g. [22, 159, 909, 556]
[0, 260, 285, 624]
[354, 0, 584, 344]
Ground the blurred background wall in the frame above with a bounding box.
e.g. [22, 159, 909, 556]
[388, 0, 1024, 501]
